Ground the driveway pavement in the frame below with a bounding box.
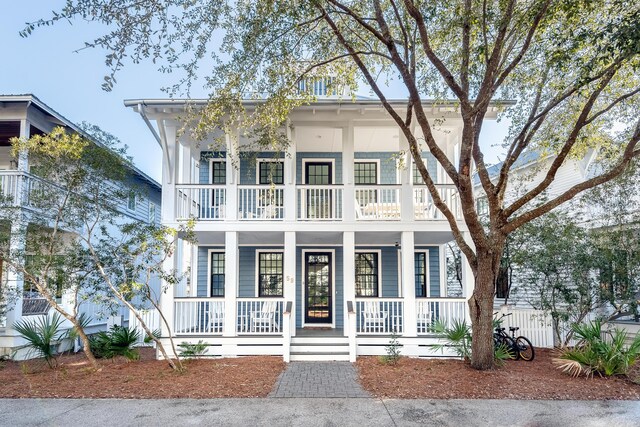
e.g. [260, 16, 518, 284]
[0, 398, 638, 426]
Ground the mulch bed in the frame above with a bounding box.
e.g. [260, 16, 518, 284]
[0, 348, 285, 398]
[356, 349, 640, 400]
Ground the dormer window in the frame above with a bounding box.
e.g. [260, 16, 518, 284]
[297, 77, 336, 96]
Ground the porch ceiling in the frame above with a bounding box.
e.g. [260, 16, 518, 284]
[297, 231, 343, 245]
[414, 231, 455, 245]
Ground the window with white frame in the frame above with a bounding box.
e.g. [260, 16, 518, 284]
[148, 203, 156, 223]
[355, 252, 379, 297]
[210, 160, 226, 184]
[415, 252, 428, 297]
[258, 160, 284, 185]
[258, 252, 283, 297]
[127, 192, 136, 211]
[209, 252, 225, 297]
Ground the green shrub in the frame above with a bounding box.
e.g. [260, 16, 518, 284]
[554, 320, 640, 378]
[380, 330, 402, 365]
[178, 340, 208, 359]
[432, 319, 472, 361]
[13, 312, 66, 368]
[89, 325, 140, 361]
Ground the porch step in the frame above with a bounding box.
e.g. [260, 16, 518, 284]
[291, 336, 349, 345]
[290, 352, 350, 361]
[289, 335, 350, 361]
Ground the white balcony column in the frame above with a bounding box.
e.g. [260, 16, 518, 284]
[284, 122, 296, 222]
[179, 139, 192, 184]
[342, 122, 355, 222]
[225, 132, 238, 221]
[4, 218, 27, 331]
[399, 130, 414, 222]
[17, 120, 30, 172]
[283, 231, 296, 345]
[223, 231, 238, 336]
[343, 231, 356, 361]
[159, 121, 178, 222]
[401, 231, 417, 337]
[460, 231, 476, 323]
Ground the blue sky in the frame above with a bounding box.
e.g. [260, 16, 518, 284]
[1, 1, 508, 183]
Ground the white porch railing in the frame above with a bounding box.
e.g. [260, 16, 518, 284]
[237, 298, 284, 334]
[355, 298, 404, 334]
[297, 185, 343, 220]
[175, 184, 226, 220]
[0, 170, 22, 205]
[355, 185, 402, 221]
[416, 298, 467, 334]
[238, 186, 285, 220]
[413, 184, 462, 220]
[174, 298, 225, 335]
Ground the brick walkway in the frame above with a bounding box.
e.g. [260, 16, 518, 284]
[270, 362, 370, 398]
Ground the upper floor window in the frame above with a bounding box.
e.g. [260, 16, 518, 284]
[413, 163, 425, 185]
[258, 160, 284, 185]
[258, 252, 283, 297]
[477, 197, 489, 215]
[148, 203, 156, 223]
[127, 192, 136, 211]
[210, 252, 225, 297]
[354, 162, 378, 185]
[355, 252, 379, 297]
[415, 252, 428, 297]
[297, 77, 335, 96]
[210, 160, 226, 184]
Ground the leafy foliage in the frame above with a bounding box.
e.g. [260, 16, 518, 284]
[554, 320, 640, 378]
[13, 313, 66, 368]
[89, 326, 140, 361]
[178, 341, 208, 359]
[432, 319, 473, 361]
[380, 330, 402, 365]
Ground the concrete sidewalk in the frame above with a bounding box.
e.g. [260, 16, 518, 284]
[0, 398, 638, 426]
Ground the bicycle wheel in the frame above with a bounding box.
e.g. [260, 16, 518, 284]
[495, 335, 516, 359]
[516, 336, 535, 361]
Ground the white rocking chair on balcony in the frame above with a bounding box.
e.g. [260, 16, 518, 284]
[250, 301, 278, 333]
[362, 301, 388, 333]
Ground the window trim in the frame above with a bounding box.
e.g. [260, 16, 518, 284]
[255, 249, 285, 297]
[148, 203, 156, 224]
[301, 249, 336, 328]
[301, 158, 336, 184]
[207, 249, 226, 297]
[354, 249, 382, 298]
[209, 158, 227, 185]
[414, 250, 431, 298]
[127, 192, 137, 212]
[353, 159, 380, 185]
[256, 158, 285, 185]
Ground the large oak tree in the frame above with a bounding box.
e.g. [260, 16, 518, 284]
[25, 0, 640, 369]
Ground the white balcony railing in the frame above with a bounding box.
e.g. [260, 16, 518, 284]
[237, 298, 284, 334]
[354, 185, 402, 221]
[413, 185, 462, 220]
[238, 186, 285, 220]
[176, 184, 226, 220]
[174, 298, 225, 335]
[355, 298, 404, 334]
[416, 298, 467, 334]
[0, 171, 22, 205]
[297, 185, 343, 220]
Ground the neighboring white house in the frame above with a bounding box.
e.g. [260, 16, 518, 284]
[126, 92, 509, 361]
[0, 94, 162, 359]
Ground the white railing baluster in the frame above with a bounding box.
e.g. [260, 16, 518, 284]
[415, 298, 468, 335]
[173, 298, 225, 336]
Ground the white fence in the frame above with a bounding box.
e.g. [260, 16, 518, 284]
[496, 306, 554, 348]
[416, 298, 467, 334]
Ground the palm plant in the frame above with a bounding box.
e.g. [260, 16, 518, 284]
[432, 319, 472, 361]
[89, 326, 139, 360]
[554, 319, 640, 377]
[13, 312, 66, 368]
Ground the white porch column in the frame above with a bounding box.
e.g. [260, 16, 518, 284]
[284, 123, 297, 222]
[225, 132, 238, 221]
[401, 231, 417, 337]
[342, 122, 355, 222]
[159, 235, 176, 341]
[399, 130, 414, 222]
[460, 231, 475, 323]
[343, 231, 356, 361]
[223, 231, 238, 336]
[4, 218, 27, 331]
[17, 120, 30, 173]
[283, 231, 296, 358]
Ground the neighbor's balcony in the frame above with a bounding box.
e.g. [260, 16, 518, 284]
[0, 170, 57, 210]
[174, 183, 461, 222]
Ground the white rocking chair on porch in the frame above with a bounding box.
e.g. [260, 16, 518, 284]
[250, 301, 278, 333]
[207, 303, 225, 333]
[362, 301, 388, 333]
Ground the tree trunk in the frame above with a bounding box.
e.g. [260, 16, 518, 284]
[73, 320, 99, 369]
[468, 248, 502, 370]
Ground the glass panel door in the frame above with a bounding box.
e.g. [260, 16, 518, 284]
[305, 252, 332, 324]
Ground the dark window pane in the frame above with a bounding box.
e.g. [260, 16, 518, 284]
[354, 162, 377, 185]
[355, 252, 379, 297]
[210, 252, 225, 296]
[415, 252, 427, 297]
[413, 163, 425, 185]
[211, 161, 226, 184]
[259, 252, 283, 297]
[259, 161, 284, 185]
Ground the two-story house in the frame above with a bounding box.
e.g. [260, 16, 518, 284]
[0, 94, 161, 359]
[127, 95, 495, 361]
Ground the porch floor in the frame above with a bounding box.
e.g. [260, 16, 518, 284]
[295, 328, 345, 337]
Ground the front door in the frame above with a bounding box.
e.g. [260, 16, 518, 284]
[304, 252, 332, 325]
[304, 161, 332, 219]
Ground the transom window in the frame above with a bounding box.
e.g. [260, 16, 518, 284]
[210, 252, 225, 297]
[210, 160, 226, 184]
[355, 252, 379, 297]
[354, 162, 378, 185]
[415, 252, 428, 297]
[258, 252, 283, 297]
[259, 161, 284, 185]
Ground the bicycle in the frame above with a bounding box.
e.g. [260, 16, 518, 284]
[493, 312, 535, 361]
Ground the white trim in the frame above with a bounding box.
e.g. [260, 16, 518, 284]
[206, 249, 226, 298]
[301, 249, 336, 328]
[397, 248, 402, 298]
[127, 192, 137, 212]
[354, 249, 383, 298]
[209, 158, 226, 184]
[439, 245, 446, 297]
[301, 158, 336, 184]
[148, 202, 157, 224]
[353, 159, 380, 184]
[256, 158, 285, 185]
[255, 249, 285, 298]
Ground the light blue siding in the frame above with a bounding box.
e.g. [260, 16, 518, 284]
[356, 247, 400, 297]
[416, 246, 441, 297]
[200, 151, 285, 185]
